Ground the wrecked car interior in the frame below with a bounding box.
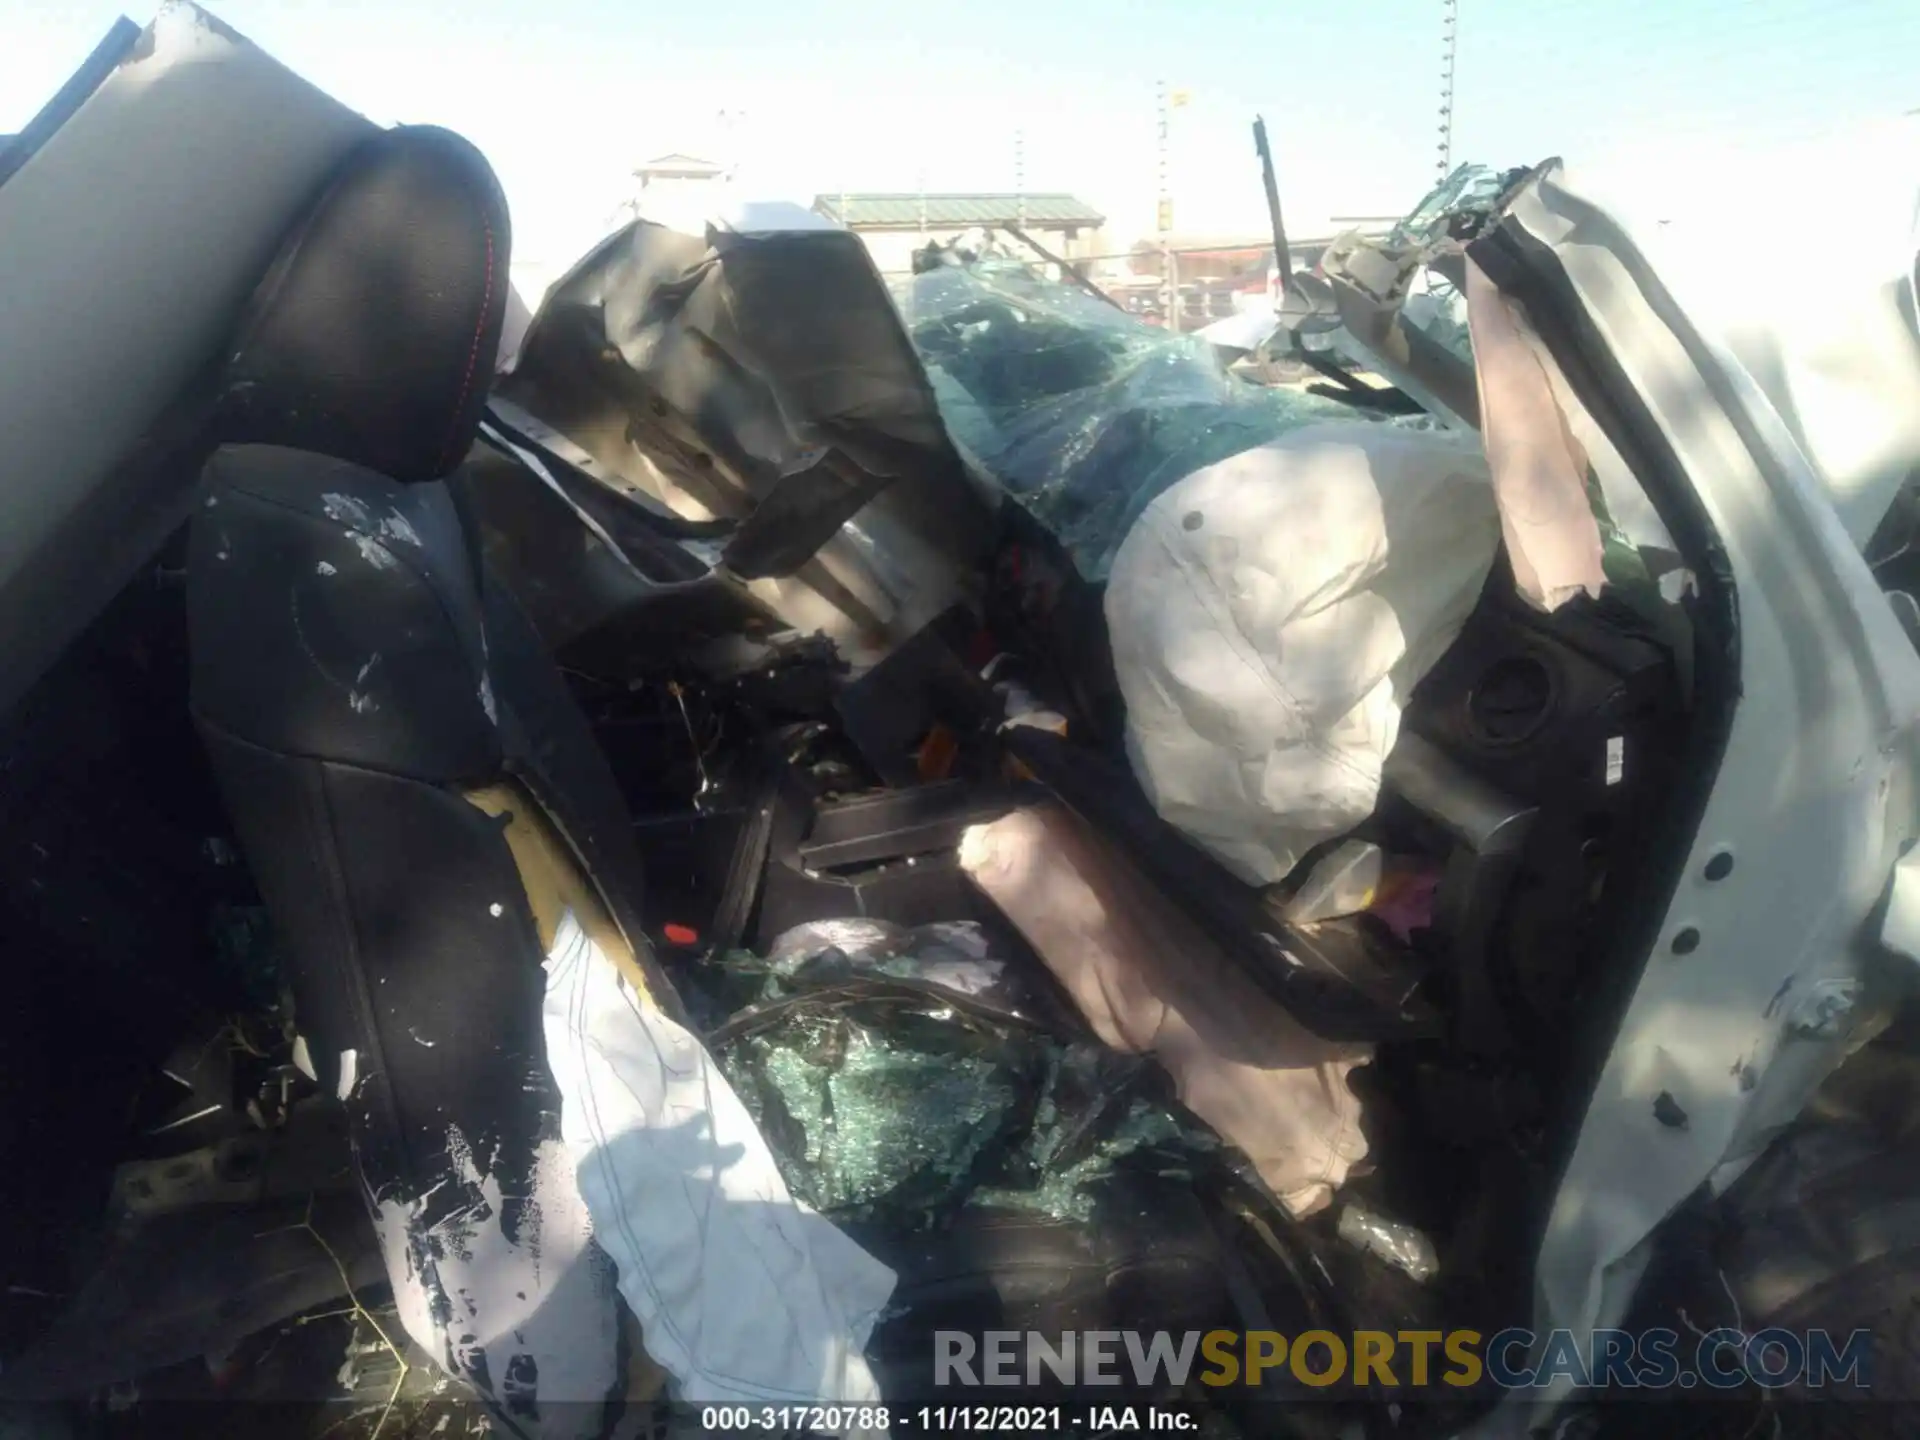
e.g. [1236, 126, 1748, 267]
[5, 8, 1920, 1440]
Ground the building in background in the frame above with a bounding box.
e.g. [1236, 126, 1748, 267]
[813, 192, 1107, 275]
[626, 152, 726, 231]
[1121, 227, 1395, 329]
[1133, 235, 1276, 327]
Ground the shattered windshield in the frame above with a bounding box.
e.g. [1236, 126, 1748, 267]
[893, 257, 1364, 579]
[1381, 163, 1513, 251]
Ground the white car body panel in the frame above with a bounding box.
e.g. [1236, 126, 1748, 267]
[1469, 163, 1920, 1429]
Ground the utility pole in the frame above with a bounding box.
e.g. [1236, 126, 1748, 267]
[1437, 0, 1458, 180]
[1015, 128, 1027, 231]
[717, 108, 746, 184]
[1156, 80, 1175, 331]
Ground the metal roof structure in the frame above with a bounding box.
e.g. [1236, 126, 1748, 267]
[636, 153, 723, 179]
[812, 193, 1106, 229]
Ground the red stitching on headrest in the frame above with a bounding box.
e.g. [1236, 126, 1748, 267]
[440, 213, 496, 473]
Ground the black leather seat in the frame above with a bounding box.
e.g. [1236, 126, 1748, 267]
[186, 125, 677, 1438]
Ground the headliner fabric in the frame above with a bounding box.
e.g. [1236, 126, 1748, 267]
[1105, 422, 1501, 887]
[540, 909, 896, 1434]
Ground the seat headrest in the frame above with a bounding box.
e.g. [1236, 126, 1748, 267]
[218, 126, 511, 485]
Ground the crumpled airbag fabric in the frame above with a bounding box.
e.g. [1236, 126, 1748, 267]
[1464, 255, 1606, 612]
[960, 804, 1373, 1217]
[539, 909, 895, 1430]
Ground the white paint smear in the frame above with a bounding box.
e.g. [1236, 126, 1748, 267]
[322, 493, 373, 527]
[379, 512, 422, 547]
[368, 1124, 618, 1427]
[353, 536, 398, 571]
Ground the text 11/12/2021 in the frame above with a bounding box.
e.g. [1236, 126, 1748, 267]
[697, 1404, 1199, 1432]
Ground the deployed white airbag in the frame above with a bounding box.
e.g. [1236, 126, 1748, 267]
[540, 910, 895, 1431]
[1106, 423, 1501, 886]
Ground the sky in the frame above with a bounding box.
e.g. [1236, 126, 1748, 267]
[4, 0, 1918, 279]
